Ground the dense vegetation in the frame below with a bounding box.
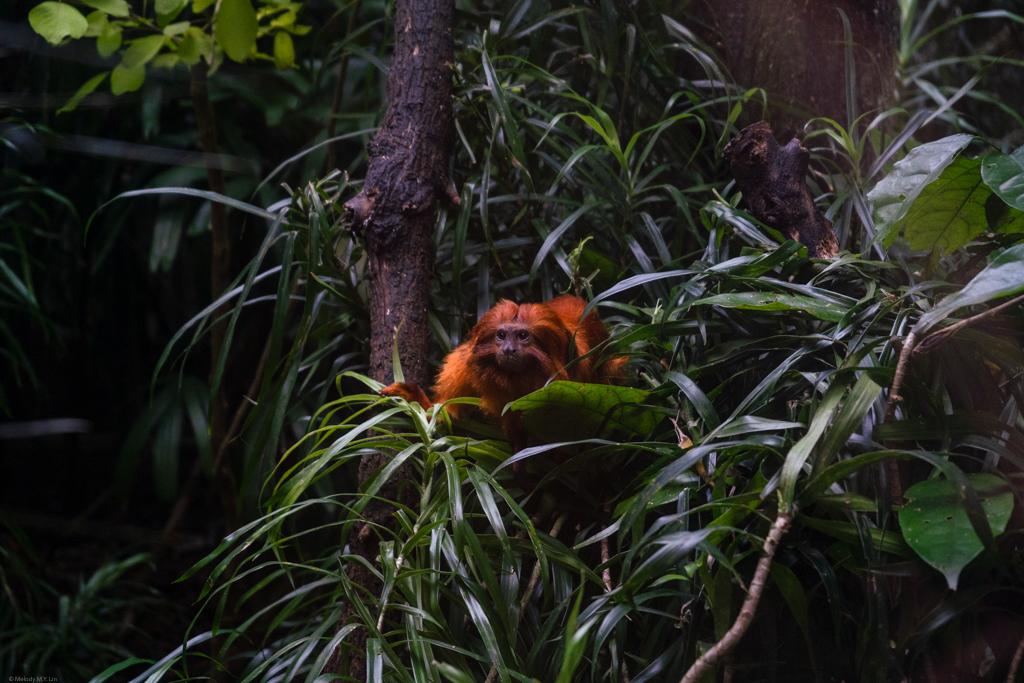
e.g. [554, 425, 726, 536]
[2, 1, 1024, 682]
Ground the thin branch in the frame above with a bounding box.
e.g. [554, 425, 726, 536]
[882, 331, 918, 505]
[325, 0, 365, 173]
[915, 293, 1024, 355]
[680, 509, 792, 683]
[1007, 629, 1024, 683]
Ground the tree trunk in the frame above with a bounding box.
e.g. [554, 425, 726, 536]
[325, 0, 456, 678]
[723, 121, 839, 258]
[688, 0, 900, 141]
[189, 61, 231, 516]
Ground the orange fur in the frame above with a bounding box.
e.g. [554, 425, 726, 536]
[381, 294, 625, 455]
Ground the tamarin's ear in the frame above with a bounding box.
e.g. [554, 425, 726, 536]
[380, 382, 432, 411]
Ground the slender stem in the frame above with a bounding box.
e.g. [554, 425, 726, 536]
[189, 61, 231, 481]
[325, 0, 365, 173]
[883, 331, 918, 504]
[1007, 629, 1024, 683]
[916, 293, 1024, 355]
[680, 509, 792, 683]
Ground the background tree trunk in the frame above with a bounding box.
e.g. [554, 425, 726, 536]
[688, 0, 900, 141]
[189, 61, 232, 518]
[325, 0, 456, 678]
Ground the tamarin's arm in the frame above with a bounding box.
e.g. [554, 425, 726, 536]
[380, 343, 479, 417]
[379, 382, 432, 410]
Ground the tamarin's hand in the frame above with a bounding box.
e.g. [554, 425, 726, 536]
[380, 294, 625, 485]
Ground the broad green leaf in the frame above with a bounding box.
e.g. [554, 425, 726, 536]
[177, 27, 213, 65]
[510, 381, 661, 441]
[194, 0, 216, 11]
[981, 147, 1024, 211]
[694, 292, 848, 322]
[273, 31, 295, 69]
[57, 71, 108, 114]
[96, 21, 122, 57]
[84, 10, 107, 37]
[155, 0, 187, 14]
[29, 2, 89, 45]
[121, 35, 167, 69]
[901, 155, 991, 253]
[81, 0, 130, 17]
[215, 0, 258, 62]
[111, 62, 145, 94]
[151, 53, 179, 68]
[163, 21, 190, 36]
[867, 134, 973, 247]
[985, 193, 1024, 233]
[914, 243, 1024, 334]
[899, 473, 1013, 590]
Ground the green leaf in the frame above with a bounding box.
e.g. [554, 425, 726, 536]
[770, 563, 810, 643]
[899, 473, 1013, 590]
[194, 0, 216, 11]
[780, 379, 847, 505]
[177, 27, 212, 65]
[981, 147, 1024, 211]
[901, 155, 992, 253]
[867, 134, 973, 247]
[215, 0, 258, 62]
[163, 21, 190, 36]
[273, 30, 294, 69]
[155, 0, 187, 14]
[96, 21, 122, 57]
[121, 34, 166, 69]
[693, 292, 848, 322]
[81, 0, 130, 17]
[111, 62, 145, 94]
[57, 71, 108, 114]
[510, 381, 661, 441]
[800, 516, 911, 556]
[914, 243, 1024, 334]
[84, 10, 107, 36]
[29, 2, 89, 45]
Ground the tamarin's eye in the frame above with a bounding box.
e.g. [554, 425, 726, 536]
[496, 330, 506, 341]
[517, 330, 530, 342]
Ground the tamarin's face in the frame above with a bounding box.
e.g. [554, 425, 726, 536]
[492, 323, 534, 370]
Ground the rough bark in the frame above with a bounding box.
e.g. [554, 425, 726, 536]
[189, 62, 230, 485]
[723, 121, 839, 258]
[687, 0, 900, 141]
[324, 0, 456, 679]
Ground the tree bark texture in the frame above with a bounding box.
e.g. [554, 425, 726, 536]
[344, 0, 457, 389]
[688, 0, 900, 141]
[190, 62, 231, 496]
[723, 121, 839, 258]
[326, 1, 456, 679]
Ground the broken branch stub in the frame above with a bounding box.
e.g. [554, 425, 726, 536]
[723, 121, 839, 259]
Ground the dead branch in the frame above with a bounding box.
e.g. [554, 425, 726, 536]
[680, 508, 792, 683]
